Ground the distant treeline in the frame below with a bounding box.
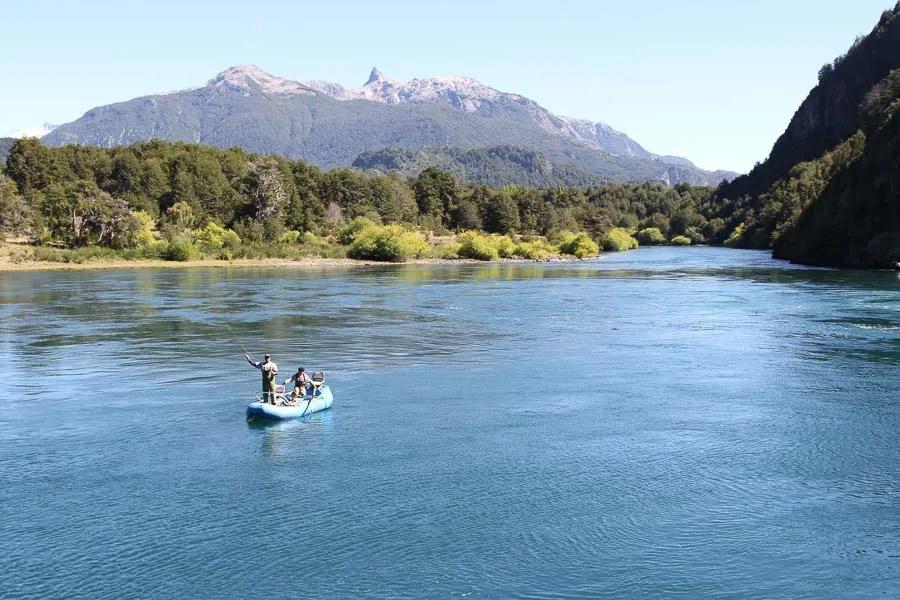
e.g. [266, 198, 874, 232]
[0, 139, 745, 250]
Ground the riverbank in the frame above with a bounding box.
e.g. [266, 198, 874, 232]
[0, 234, 604, 272]
[0, 245, 591, 272]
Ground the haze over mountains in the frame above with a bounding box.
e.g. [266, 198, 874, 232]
[39, 66, 737, 187]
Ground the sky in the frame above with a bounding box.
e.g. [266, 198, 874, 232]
[1, 0, 894, 173]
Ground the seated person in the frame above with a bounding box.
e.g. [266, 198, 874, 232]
[283, 367, 312, 403]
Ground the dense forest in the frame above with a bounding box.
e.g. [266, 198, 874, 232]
[352, 145, 608, 188]
[712, 3, 900, 268]
[0, 138, 735, 261]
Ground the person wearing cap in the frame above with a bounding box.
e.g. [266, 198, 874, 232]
[245, 352, 279, 404]
[283, 367, 312, 403]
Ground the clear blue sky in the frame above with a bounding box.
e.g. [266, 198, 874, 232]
[1, 0, 893, 172]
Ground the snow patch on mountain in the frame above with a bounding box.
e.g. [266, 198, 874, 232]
[208, 65, 316, 95]
[7, 123, 57, 139]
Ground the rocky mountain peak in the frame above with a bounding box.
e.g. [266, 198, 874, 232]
[208, 65, 315, 95]
[366, 67, 387, 85]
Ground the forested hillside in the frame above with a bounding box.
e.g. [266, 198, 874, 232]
[0, 138, 726, 253]
[712, 3, 900, 268]
[352, 146, 607, 188]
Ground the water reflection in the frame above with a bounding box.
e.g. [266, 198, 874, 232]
[249, 411, 335, 458]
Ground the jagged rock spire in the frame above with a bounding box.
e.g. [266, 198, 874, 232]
[366, 67, 386, 85]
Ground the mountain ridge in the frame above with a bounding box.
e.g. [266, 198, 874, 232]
[41, 65, 736, 186]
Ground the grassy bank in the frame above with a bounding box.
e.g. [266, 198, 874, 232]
[2, 219, 636, 271]
[0, 244, 595, 273]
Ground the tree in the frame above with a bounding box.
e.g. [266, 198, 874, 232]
[412, 167, 460, 226]
[247, 158, 289, 224]
[642, 212, 671, 236]
[451, 198, 482, 230]
[483, 188, 521, 234]
[164, 201, 195, 232]
[5, 139, 60, 196]
[37, 181, 137, 247]
[0, 175, 31, 235]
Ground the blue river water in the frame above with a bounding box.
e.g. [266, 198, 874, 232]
[0, 247, 898, 599]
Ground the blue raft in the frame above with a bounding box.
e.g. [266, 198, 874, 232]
[246, 383, 334, 421]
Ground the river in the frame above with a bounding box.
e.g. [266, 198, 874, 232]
[1, 247, 898, 598]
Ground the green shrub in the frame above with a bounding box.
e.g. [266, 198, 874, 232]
[496, 236, 516, 258]
[278, 230, 302, 244]
[457, 231, 501, 261]
[513, 240, 554, 260]
[636, 227, 666, 245]
[670, 235, 692, 246]
[18, 242, 170, 264]
[683, 226, 706, 244]
[300, 231, 320, 245]
[195, 222, 241, 250]
[430, 242, 462, 259]
[338, 217, 377, 245]
[295, 232, 346, 259]
[163, 236, 199, 261]
[348, 224, 429, 262]
[559, 232, 600, 258]
[20, 246, 66, 263]
[129, 211, 157, 247]
[600, 228, 639, 252]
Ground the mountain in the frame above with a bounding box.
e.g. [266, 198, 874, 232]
[714, 2, 900, 268]
[304, 67, 656, 159]
[42, 65, 736, 186]
[353, 145, 607, 187]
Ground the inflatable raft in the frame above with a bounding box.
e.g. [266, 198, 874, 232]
[246, 374, 333, 420]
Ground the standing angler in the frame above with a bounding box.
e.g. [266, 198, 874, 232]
[245, 353, 279, 404]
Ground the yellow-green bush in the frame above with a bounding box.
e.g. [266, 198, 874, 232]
[348, 224, 429, 262]
[670, 235, 692, 246]
[723, 223, 747, 248]
[194, 222, 240, 249]
[163, 236, 200, 261]
[338, 217, 377, 245]
[636, 227, 666, 245]
[457, 231, 501, 261]
[559, 232, 600, 258]
[600, 228, 639, 252]
[430, 242, 462, 259]
[513, 240, 554, 260]
[278, 230, 302, 244]
[130, 211, 157, 247]
[457, 232, 556, 261]
[300, 231, 320, 245]
[496, 236, 516, 258]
